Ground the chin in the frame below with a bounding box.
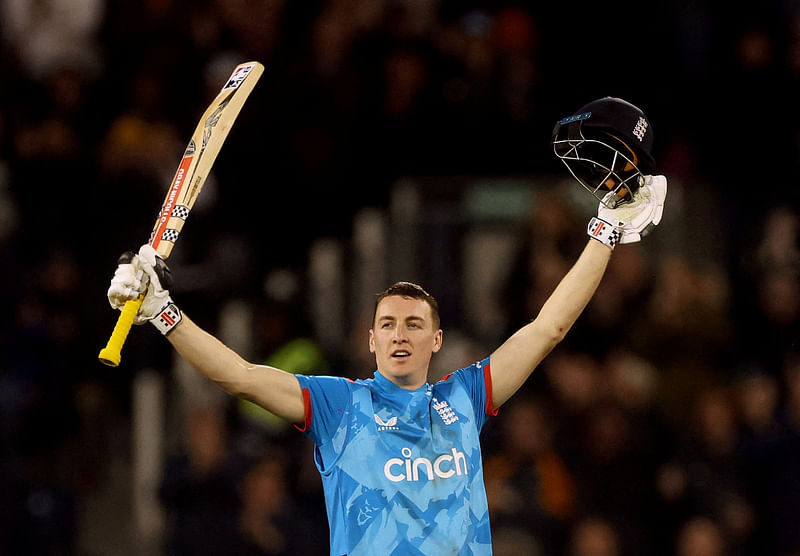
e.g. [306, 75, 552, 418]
[385, 364, 413, 378]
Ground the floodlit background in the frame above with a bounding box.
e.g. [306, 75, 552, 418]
[1, 1, 799, 555]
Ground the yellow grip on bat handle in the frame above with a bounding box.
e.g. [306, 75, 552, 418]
[98, 296, 144, 366]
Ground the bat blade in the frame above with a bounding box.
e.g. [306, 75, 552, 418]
[149, 61, 264, 259]
[98, 61, 263, 367]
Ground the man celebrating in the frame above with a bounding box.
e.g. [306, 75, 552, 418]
[107, 97, 666, 555]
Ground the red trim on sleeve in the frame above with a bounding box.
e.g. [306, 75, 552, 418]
[484, 363, 499, 416]
[293, 387, 313, 432]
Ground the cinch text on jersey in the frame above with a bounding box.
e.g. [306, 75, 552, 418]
[383, 447, 468, 482]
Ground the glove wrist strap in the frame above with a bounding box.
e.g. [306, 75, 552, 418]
[587, 217, 621, 249]
[150, 299, 182, 336]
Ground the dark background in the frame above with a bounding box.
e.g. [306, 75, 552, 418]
[2, 1, 800, 555]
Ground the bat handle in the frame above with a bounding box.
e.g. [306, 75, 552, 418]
[98, 296, 144, 366]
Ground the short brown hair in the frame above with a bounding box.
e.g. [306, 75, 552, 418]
[374, 281, 440, 329]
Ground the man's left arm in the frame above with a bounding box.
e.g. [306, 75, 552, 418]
[489, 239, 611, 408]
[488, 175, 667, 409]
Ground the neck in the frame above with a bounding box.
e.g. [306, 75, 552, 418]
[378, 369, 427, 390]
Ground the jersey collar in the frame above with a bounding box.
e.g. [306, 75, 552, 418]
[372, 370, 432, 397]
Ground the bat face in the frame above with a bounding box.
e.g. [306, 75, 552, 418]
[147, 61, 264, 258]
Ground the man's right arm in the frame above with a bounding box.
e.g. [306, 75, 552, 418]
[166, 315, 306, 424]
[107, 244, 306, 425]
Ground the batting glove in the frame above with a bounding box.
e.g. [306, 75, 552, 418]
[589, 174, 667, 247]
[107, 252, 147, 310]
[107, 245, 182, 334]
[137, 244, 182, 334]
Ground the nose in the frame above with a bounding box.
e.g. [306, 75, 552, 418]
[392, 324, 407, 342]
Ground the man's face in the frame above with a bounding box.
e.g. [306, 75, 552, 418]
[369, 295, 442, 388]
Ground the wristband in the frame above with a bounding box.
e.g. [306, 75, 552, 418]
[587, 217, 621, 249]
[150, 300, 182, 335]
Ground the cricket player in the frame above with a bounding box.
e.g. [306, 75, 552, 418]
[107, 97, 666, 555]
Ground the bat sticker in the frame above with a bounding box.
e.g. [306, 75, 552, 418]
[171, 205, 190, 219]
[205, 95, 232, 130]
[222, 64, 256, 91]
[161, 229, 180, 242]
[184, 138, 196, 157]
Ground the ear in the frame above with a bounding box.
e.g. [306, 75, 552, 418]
[432, 329, 443, 353]
[368, 328, 376, 354]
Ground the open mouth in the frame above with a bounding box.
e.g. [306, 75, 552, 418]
[392, 350, 411, 359]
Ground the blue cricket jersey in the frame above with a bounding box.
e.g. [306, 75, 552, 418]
[294, 357, 498, 556]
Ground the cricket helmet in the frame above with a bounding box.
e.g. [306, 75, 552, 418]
[552, 97, 655, 208]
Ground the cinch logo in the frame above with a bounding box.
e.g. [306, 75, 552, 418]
[632, 117, 648, 141]
[384, 447, 468, 482]
[375, 414, 399, 431]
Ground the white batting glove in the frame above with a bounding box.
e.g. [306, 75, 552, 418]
[589, 175, 667, 247]
[107, 245, 182, 333]
[107, 252, 147, 310]
[137, 244, 182, 334]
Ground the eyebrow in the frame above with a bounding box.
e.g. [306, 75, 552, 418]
[377, 315, 426, 324]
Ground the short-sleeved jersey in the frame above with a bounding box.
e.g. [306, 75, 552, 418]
[294, 357, 498, 556]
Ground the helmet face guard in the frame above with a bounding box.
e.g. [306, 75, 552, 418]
[551, 98, 655, 209]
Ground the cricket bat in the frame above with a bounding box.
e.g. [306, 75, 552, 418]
[99, 60, 264, 366]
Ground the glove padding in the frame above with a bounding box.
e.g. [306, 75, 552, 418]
[106, 244, 174, 325]
[108, 251, 146, 310]
[598, 174, 667, 244]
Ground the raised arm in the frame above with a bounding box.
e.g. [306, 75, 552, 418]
[166, 317, 305, 422]
[489, 175, 667, 409]
[490, 239, 611, 407]
[107, 245, 306, 424]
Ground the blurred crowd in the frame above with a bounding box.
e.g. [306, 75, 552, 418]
[2, 0, 800, 555]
